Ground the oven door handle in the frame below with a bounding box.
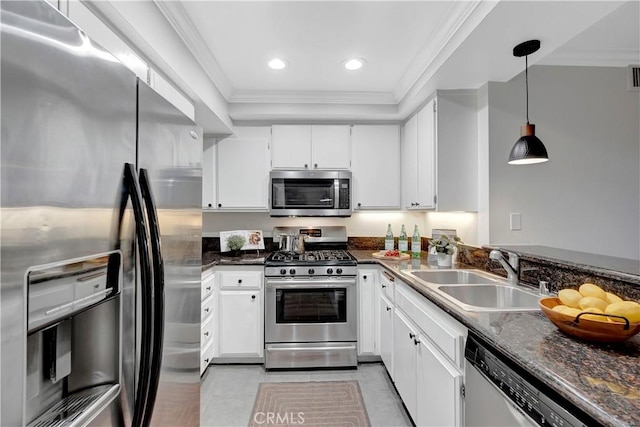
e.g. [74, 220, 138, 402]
[266, 279, 356, 288]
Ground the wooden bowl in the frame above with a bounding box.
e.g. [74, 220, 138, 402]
[539, 297, 640, 343]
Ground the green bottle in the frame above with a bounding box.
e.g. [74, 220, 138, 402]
[385, 224, 394, 251]
[398, 225, 408, 253]
[411, 225, 421, 258]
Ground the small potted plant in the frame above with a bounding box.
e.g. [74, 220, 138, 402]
[429, 235, 462, 267]
[226, 234, 246, 257]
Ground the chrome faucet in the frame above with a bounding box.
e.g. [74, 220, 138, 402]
[489, 249, 520, 286]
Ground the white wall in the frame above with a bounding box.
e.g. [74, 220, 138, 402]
[487, 66, 640, 259]
[203, 211, 477, 244]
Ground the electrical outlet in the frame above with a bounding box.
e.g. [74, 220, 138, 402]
[510, 213, 522, 231]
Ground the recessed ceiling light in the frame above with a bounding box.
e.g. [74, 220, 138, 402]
[343, 58, 366, 71]
[268, 58, 287, 70]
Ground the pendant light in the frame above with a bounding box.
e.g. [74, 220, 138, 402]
[508, 39, 549, 165]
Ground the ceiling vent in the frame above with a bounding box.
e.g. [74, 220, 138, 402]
[628, 65, 640, 91]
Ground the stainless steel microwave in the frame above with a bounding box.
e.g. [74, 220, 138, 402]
[269, 170, 352, 217]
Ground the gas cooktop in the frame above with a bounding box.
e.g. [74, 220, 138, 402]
[266, 250, 356, 266]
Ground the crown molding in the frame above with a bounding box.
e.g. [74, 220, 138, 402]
[154, 0, 234, 100]
[540, 48, 640, 67]
[229, 90, 397, 105]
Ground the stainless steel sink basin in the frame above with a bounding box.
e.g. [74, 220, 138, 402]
[408, 270, 498, 284]
[436, 284, 540, 312]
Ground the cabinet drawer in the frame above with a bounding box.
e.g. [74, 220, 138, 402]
[380, 269, 396, 302]
[202, 272, 215, 300]
[219, 271, 262, 289]
[396, 282, 466, 369]
[202, 315, 214, 347]
[201, 294, 214, 322]
[201, 340, 214, 375]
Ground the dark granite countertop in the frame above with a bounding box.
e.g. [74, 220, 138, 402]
[202, 248, 639, 426]
[354, 253, 640, 427]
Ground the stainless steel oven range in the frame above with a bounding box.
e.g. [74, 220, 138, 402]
[265, 226, 357, 369]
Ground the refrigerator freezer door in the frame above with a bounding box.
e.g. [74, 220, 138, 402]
[137, 81, 203, 426]
[1, 1, 137, 425]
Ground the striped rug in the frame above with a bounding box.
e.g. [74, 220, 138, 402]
[248, 380, 371, 427]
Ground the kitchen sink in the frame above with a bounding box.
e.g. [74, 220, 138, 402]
[407, 270, 498, 284]
[405, 269, 541, 312]
[436, 284, 541, 312]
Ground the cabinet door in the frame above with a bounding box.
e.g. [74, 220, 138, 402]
[217, 136, 270, 209]
[358, 269, 379, 356]
[218, 290, 262, 357]
[401, 113, 419, 209]
[311, 125, 351, 169]
[202, 137, 217, 209]
[379, 293, 394, 378]
[271, 125, 312, 169]
[417, 337, 463, 427]
[416, 100, 436, 208]
[351, 125, 401, 210]
[393, 310, 418, 420]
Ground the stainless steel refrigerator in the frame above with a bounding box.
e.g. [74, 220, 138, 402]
[1, 1, 203, 425]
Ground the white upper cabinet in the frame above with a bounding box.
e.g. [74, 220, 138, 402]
[216, 127, 271, 210]
[351, 125, 401, 210]
[402, 91, 478, 212]
[402, 103, 436, 210]
[271, 125, 351, 170]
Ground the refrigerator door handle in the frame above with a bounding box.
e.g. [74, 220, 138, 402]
[122, 163, 154, 427]
[138, 168, 165, 426]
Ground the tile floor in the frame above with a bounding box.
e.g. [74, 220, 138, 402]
[200, 363, 412, 427]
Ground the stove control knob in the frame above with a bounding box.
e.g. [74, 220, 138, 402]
[308, 268, 315, 275]
[280, 268, 287, 275]
[327, 268, 334, 275]
[336, 268, 343, 275]
[289, 268, 296, 275]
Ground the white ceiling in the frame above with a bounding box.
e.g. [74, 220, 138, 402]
[156, 0, 639, 123]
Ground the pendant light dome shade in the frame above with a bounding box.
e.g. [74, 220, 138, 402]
[508, 39, 549, 165]
[508, 124, 549, 165]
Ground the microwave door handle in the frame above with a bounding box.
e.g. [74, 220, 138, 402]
[138, 168, 165, 427]
[121, 163, 153, 427]
[334, 179, 339, 209]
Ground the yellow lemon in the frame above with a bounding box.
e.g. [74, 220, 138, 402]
[580, 307, 607, 322]
[552, 304, 568, 313]
[605, 292, 623, 304]
[605, 301, 640, 323]
[578, 296, 608, 312]
[562, 307, 582, 319]
[558, 289, 582, 308]
[579, 283, 607, 300]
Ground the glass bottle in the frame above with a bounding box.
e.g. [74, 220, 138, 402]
[384, 224, 394, 251]
[411, 225, 421, 259]
[398, 225, 408, 253]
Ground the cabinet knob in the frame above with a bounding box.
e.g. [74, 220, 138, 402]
[314, 163, 318, 169]
[205, 358, 210, 363]
[208, 203, 212, 208]
[409, 332, 416, 339]
[204, 308, 210, 313]
[238, 279, 242, 284]
[386, 306, 391, 311]
[304, 163, 308, 168]
[204, 331, 209, 337]
[363, 275, 367, 280]
[251, 295, 256, 300]
[206, 286, 211, 291]
[416, 202, 420, 206]
[414, 338, 421, 345]
[218, 203, 222, 208]
[411, 202, 416, 207]
[357, 202, 361, 207]
[381, 284, 386, 289]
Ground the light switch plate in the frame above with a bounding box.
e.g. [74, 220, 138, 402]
[510, 213, 522, 231]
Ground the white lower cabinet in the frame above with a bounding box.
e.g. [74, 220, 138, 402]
[200, 269, 215, 375]
[358, 268, 380, 356]
[214, 267, 264, 360]
[380, 271, 467, 426]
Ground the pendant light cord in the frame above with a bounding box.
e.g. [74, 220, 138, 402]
[525, 55, 529, 124]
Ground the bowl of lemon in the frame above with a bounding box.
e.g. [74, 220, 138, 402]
[539, 283, 640, 342]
